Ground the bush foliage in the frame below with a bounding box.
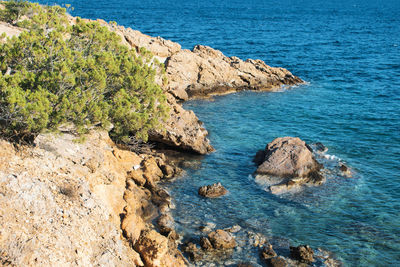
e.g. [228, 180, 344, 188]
[0, 1, 168, 142]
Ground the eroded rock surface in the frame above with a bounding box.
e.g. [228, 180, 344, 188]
[166, 45, 304, 100]
[198, 182, 228, 198]
[254, 137, 324, 194]
[0, 130, 187, 267]
[290, 245, 315, 264]
[207, 229, 237, 250]
[148, 93, 214, 154]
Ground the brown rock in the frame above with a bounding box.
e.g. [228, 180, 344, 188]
[200, 237, 213, 251]
[255, 137, 323, 194]
[267, 256, 288, 267]
[165, 45, 303, 100]
[157, 213, 175, 235]
[260, 244, 277, 260]
[290, 245, 314, 264]
[207, 229, 236, 249]
[134, 229, 187, 267]
[339, 163, 352, 178]
[148, 93, 214, 154]
[183, 242, 202, 261]
[198, 183, 228, 198]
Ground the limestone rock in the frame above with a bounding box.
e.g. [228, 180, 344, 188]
[198, 182, 228, 198]
[200, 237, 213, 251]
[165, 45, 303, 100]
[157, 213, 175, 235]
[207, 229, 236, 250]
[0, 21, 22, 39]
[134, 229, 187, 267]
[255, 137, 324, 194]
[260, 244, 277, 261]
[267, 256, 288, 267]
[290, 245, 314, 264]
[148, 93, 214, 154]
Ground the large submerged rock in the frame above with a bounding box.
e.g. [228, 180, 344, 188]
[254, 137, 323, 194]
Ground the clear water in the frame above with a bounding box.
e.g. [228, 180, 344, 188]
[37, 0, 400, 265]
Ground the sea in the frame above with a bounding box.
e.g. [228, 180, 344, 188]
[37, 0, 400, 266]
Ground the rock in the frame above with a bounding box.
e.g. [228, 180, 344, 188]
[339, 163, 352, 178]
[225, 224, 241, 233]
[198, 183, 228, 198]
[260, 244, 277, 260]
[134, 229, 187, 267]
[148, 93, 214, 155]
[267, 256, 288, 267]
[207, 229, 236, 249]
[165, 45, 303, 100]
[183, 242, 202, 261]
[0, 21, 23, 39]
[200, 237, 214, 251]
[237, 263, 257, 267]
[314, 142, 328, 153]
[157, 213, 175, 235]
[290, 245, 314, 264]
[255, 137, 324, 194]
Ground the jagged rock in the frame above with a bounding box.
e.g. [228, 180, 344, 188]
[165, 45, 303, 100]
[134, 229, 187, 267]
[255, 137, 324, 194]
[183, 242, 202, 261]
[200, 237, 214, 251]
[207, 229, 236, 249]
[157, 213, 175, 235]
[198, 182, 228, 198]
[260, 244, 277, 261]
[314, 142, 328, 153]
[339, 163, 352, 178]
[290, 245, 315, 264]
[148, 93, 214, 154]
[237, 263, 257, 267]
[267, 256, 289, 267]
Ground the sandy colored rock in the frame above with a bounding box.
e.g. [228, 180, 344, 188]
[290, 245, 314, 263]
[0, 21, 23, 39]
[134, 229, 187, 267]
[198, 182, 228, 198]
[207, 229, 237, 250]
[255, 137, 323, 194]
[148, 93, 214, 154]
[166, 45, 303, 100]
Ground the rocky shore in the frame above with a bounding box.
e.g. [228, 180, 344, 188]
[0, 5, 316, 266]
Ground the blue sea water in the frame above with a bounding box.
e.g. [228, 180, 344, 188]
[37, 0, 400, 265]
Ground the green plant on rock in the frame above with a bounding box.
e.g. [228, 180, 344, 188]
[0, 1, 168, 143]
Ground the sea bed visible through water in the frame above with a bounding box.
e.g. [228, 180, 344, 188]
[38, 0, 400, 265]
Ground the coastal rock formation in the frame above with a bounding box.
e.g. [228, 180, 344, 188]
[0, 130, 186, 266]
[254, 137, 324, 194]
[148, 93, 214, 154]
[207, 229, 237, 249]
[290, 245, 315, 264]
[134, 229, 186, 267]
[198, 182, 228, 198]
[165, 45, 304, 100]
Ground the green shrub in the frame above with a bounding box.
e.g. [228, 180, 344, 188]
[0, 1, 168, 142]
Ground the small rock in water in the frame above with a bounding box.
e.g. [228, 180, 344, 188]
[290, 245, 314, 263]
[260, 243, 277, 260]
[225, 224, 241, 233]
[237, 262, 257, 267]
[339, 163, 352, 178]
[198, 183, 228, 198]
[207, 229, 236, 249]
[268, 256, 289, 267]
[315, 142, 328, 153]
[200, 237, 213, 251]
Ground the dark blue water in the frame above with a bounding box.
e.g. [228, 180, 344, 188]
[37, 0, 400, 265]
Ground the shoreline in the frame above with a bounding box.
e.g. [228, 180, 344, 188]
[0, 3, 317, 266]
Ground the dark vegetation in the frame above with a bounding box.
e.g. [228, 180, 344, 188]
[0, 1, 168, 143]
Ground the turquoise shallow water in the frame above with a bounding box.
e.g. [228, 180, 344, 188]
[37, 0, 400, 265]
